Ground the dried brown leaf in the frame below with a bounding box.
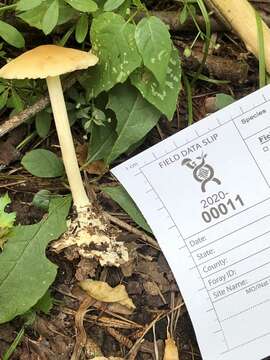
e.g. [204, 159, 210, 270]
[77, 143, 107, 175]
[164, 338, 179, 360]
[79, 280, 135, 311]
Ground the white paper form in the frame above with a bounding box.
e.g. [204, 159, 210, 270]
[112, 85, 270, 360]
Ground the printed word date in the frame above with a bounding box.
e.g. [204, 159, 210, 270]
[201, 194, 244, 223]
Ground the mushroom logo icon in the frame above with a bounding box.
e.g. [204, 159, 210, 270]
[181, 153, 221, 192]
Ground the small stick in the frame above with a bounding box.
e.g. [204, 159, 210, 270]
[105, 212, 160, 250]
[135, 9, 270, 33]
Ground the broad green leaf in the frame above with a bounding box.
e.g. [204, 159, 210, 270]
[17, 0, 43, 11]
[103, 185, 152, 232]
[104, 0, 125, 11]
[42, 0, 59, 35]
[75, 14, 88, 43]
[80, 12, 141, 97]
[0, 21, 25, 48]
[106, 83, 160, 163]
[0, 196, 71, 323]
[35, 111, 52, 138]
[131, 46, 181, 119]
[18, 2, 50, 29]
[19, 1, 76, 29]
[215, 93, 235, 109]
[88, 121, 117, 163]
[21, 149, 65, 178]
[135, 16, 171, 85]
[64, 0, 97, 12]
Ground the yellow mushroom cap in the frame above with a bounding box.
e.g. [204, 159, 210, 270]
[0, 45, 98, 79]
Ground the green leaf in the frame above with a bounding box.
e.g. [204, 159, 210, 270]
[0, 196, 71, 323]
[75, 14, 88, 43]
[215, 93, 235, 110]
[19, 1, 76, 30]
[80, 12, 141, 97]
[35, 111, 52, 138]
[64, 0, 98, 12]
[21, 149, 65, 178]
[0, 90, 9, 111]
[88, 121, 117, 163]
[131, 46, 182, 119]
[0, 21, 25, 48]
[0, 194, 16, 246]
[17, 0, 43, 11]
[104, 0, 125, 11]
[11, 89, 24, 112]
[106, 83, 160, 163]
[33, 290, 53, 314]
[32, 190, 52, 211]
[135, 16, 171, 85]
[179, 5, 188, 24]
[103, 185, 152, 232]
[42, 0, 59, 35]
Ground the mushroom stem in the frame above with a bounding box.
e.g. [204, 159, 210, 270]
[46, 75, 89, 209]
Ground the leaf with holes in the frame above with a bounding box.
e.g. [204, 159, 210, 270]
[106, 83, 160, 163]
[131, 46, 181, 119]
[80, 12, 141, 97]
[0, 196, 71, 323]
[135, 16, 171, 85]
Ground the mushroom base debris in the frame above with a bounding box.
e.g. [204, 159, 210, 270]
[52, 206, 129, 267]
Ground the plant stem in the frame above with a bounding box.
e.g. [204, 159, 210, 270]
[191, 0, 211, 86]
[183, 73, 193, 126]
[256, 10, 266, 88]
[0, 4, 16, 12]
[46, 76, 89, 209]
[2, 327, 24, 360]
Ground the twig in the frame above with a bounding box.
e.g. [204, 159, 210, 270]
[106, 327, 134, 349]
[71, 296, 99, 360]
[0, 75, 77, 138]
[105, 212, 160, 250]
[135, 9, 270, 33]
[176, 45, 249, 83]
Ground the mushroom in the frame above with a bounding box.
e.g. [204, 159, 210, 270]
[0, 45, 96, 210]
[0, 45, 128, 266]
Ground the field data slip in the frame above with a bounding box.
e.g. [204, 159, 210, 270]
[112, 85, 270, 360]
